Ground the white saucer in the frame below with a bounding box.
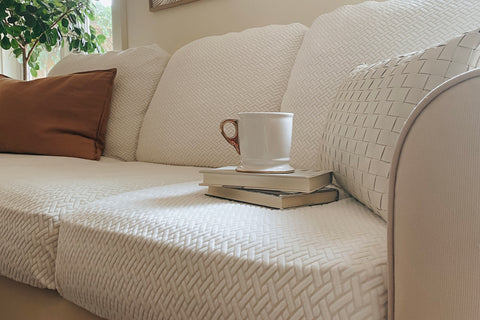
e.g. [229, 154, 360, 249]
[235, 164, 295, 174]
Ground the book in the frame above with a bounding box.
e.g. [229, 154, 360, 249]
[199, 166, 332, 193]
[206, 186, 339, 209]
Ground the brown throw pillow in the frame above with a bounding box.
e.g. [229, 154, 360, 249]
[0, 69, 117, 160]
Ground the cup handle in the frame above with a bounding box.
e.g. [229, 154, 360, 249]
[220, 119, 240, 155]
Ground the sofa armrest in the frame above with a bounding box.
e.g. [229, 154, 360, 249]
[388, 69, 480, 320]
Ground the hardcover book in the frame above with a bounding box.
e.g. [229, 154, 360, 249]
[206, 186, 339, 209]
[199, 167, 332, 193]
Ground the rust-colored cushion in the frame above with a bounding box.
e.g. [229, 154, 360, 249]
[0, 69, 117, 160]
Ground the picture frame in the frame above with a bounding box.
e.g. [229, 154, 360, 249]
[149, 0, 199, 11]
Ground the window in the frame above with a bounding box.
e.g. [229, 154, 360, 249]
[0, 1, 115, 79]
[34, 0, 113, 79]
[93, 0, 114, 52]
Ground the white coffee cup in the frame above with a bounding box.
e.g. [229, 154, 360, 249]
[220, 112, 294, 173]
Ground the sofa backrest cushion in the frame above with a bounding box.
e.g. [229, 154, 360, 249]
[49, 45, 170, 161]
[136, 24, 307, 167]
[322, 28, 480, 221]
[281, 0, 480, 170]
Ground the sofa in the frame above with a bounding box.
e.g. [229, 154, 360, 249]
[1, 0, 480, 319]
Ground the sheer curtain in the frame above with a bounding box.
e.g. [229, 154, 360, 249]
[0, 50, 21, 79]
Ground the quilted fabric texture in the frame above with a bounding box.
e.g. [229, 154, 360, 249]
[281, 0, 480, 170]
[0, 154, 202, 289]
[136, 24, 307, 167]
[48, 45, 170, 161]
[56, 182, 387, 320]
[322, 29, 480, 221]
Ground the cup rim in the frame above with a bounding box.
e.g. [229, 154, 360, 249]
[238, 112, 293, 117]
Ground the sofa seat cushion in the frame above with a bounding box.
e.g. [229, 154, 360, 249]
[0, 154, 202, 289]
[56, 182, 387, 320]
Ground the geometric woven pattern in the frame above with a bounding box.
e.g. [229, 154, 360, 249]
[322, 29, 480, 221]
[48, 45, 170, 161]
[0, 154, 202, 289]
[281, 0, 480, 171]
[56, 182, 387, 320]
[136, 24, 307, 168]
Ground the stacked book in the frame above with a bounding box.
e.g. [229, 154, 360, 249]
[199, 166, 338, 209]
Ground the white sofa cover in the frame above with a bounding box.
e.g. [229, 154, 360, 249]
[56, 183, 387, 320]
[49, 45, 170, 161]
[281, 0, 480, 170]
[0, 154, 201, 289]
[389, 69, 480, 320]
[322, 28, 480, 221]
[137, 24, 307, 168]
[0, 154, 388, 319]
[1, 0, 480, 319]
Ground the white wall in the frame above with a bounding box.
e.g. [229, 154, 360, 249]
[125, 0, 375, 53]
[0, 50, 21, 79]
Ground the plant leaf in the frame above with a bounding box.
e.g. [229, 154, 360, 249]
[24, 14, 36, 28]
[10, 38, 18, 49]
[39, 33, 46, 44]
[13, 47, 22, 57]
[26, 5, 38, 13]
[1, 36, 11, 50]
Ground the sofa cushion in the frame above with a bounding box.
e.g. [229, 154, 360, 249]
[281, 0, 480, 170]
[136, 24, 307, 167]
[56, 182, 387, 320]
[49, 45, 170, 161]
[0, 69, 117, 160]
[322, 28, 480, 221]
[0, 154, 202, 289]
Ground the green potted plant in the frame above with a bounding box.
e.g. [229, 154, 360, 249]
[0, 0, 106, 80]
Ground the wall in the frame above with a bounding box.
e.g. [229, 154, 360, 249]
[125, 0, 374, 53]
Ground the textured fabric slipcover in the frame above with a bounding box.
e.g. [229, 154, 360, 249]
[322, 28, 480, 221]
[136, 24, 307, 167]
[389, 69, 480, 320]
[49, 45, 170, 161]
[56, 182, 387, 320]
[0, 154, 201, 289]
[281, 0, 480, 170]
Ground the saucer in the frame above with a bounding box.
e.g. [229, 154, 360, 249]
[236, 164, 295, 174]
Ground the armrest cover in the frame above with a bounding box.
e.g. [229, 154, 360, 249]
[388, 69, 480, 319]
